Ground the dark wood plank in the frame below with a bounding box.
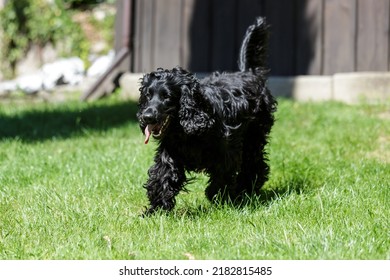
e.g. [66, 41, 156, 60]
[153, 0, 182, 70]
[114, 0, 125, 53]
[296, 0, 323, 75]
[132, 0, 143, 72]
[323, 0, 357, 75]
[187, 0, 212, 72]
[236, 0, 265, 69]
[211, 0, 237, 71]
[356, 0, 389, 71]
[265, 0, 296, 76]
[180, 0, 194, 69]
[137, 0, 155, 72]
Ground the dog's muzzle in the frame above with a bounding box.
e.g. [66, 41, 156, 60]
[143, 115, 171, 144]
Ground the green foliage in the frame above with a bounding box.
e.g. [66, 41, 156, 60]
[88, 8, 115, 53]
[64, 0, 116, 8]
[0, 1, 29, 77]
[0, 0, 90, 79]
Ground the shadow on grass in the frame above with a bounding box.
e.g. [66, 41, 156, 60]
[170, 176, 317, 218]
[255, 177, 312, 205]
[0, 100, 139, 142]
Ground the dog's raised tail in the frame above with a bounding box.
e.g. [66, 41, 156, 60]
[238, 17, 269, 73]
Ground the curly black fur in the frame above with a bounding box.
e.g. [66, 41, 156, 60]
[137, 17, 277, 215]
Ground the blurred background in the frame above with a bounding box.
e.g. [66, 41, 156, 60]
[0, 0, 116, 98]
[1, 0, 389, 101]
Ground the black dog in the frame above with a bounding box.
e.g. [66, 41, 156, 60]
[137, 17, 277, 215]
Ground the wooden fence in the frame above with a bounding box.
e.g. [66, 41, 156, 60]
[128, 0, 390, 76]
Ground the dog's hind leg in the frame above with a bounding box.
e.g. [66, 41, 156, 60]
[143, 149, 186, 215]
[237, 137, 270, 197]
[239, 153, 269, 196]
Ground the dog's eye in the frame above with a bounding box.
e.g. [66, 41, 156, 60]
[143, 90, 152, 99]
[160, 90, 169, 99]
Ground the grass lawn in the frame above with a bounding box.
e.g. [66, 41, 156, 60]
[0, 96, 389, 260]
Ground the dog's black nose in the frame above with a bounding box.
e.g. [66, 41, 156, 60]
[142, 109, 157, 124]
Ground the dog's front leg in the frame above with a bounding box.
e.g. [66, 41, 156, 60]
[143, 149, 185, 215]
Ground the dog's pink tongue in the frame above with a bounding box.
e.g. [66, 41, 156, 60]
[144, 125, 151, 144]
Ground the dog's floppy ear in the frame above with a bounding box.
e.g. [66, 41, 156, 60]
[178, 83, 215, 135]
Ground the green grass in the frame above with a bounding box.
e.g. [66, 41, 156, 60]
[0, 96, 389, 260]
